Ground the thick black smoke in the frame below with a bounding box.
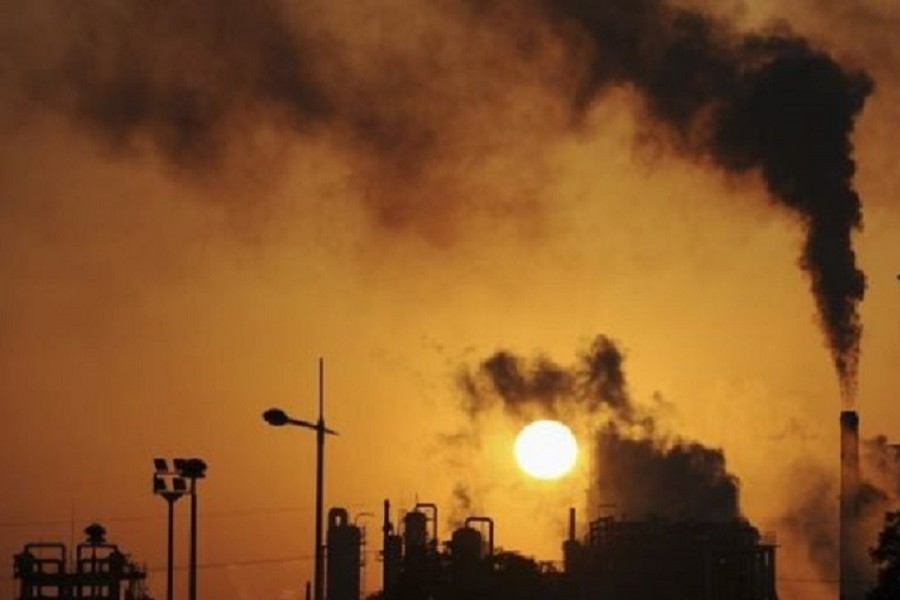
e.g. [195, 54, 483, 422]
[521, 0, 873, 402]
[458, 335, 742, 521]
[8, 0, 874, 395]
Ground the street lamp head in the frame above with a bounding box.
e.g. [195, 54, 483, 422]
[263, 408, 289, 427]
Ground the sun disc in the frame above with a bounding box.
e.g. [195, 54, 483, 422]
[514, 420, 577, 480]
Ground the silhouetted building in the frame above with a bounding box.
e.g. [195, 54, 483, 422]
[327, 507, 362, 600]
[13, 523, 151, 600]
[567, 516, 777, 600]
[369, 501, 778, 600]
[376, 500, 560, 600]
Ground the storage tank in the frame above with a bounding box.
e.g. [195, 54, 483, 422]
[326, 508, 361, 600]
[403, 511, 428, 551]
[451, 527, 483, 564]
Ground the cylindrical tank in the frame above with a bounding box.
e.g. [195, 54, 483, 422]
[403, 511, 428, 551]
[451, 527, 483, 564]
[326, 508, 361, 600]
[464, 517, 494, 557]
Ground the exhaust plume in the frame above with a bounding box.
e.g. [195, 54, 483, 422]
[6, 0, 874, 396]
[13, 0, 332, 167]
[519, 0, 874, 403]
[458, 335, 741, 521]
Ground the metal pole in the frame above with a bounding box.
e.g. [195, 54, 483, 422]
[314, 357, 325, 600]
[167, 498, 176, 600]
[189, 479, 198, 600]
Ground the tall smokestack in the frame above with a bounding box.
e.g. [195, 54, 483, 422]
[840, 410, 860, 600]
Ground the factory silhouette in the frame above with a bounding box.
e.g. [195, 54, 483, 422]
[13, 407, 899, 600]
[10, 354, 898, 600]
[12, 501, 778, 600]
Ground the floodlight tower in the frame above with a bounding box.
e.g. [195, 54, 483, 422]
[152, 459, 188, 600]
[175, 458, 207, 600]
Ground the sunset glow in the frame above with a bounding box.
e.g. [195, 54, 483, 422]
[514, 420, 578, 480]
[2, 1, 900, 599]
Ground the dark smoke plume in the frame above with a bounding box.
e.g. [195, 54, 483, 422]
[458, 335, 742, 521]
[461, 336, 637, 423]
[516, 0, 873, 402]
[7, 0, 874, 394]
[15, 0, 332, 168]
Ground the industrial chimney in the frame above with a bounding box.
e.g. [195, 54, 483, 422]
[840, 410, 860, 600]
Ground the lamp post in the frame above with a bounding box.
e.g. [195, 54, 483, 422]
[263, 358, 337, 600]
[152, 459, 188, 600]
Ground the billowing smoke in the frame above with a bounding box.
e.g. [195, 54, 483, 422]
[458, 334, 742, 522]
[2, 1, 558, 236]
[507, 0, 873, 402]
[8, 1, 332, 167]
[5, 1, 874, 394]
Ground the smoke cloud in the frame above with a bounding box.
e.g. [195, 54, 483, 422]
[458, 334, 742, 522]
[3, 0, 874, 395]
[508, 0, 873, 403]
[782, 438, 900, 585]
[780, 468, 839, 578]
[8, 1, 332, 167]
[2, 0, 566, 238]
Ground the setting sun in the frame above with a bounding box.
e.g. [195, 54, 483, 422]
[514, 420, 578, 480]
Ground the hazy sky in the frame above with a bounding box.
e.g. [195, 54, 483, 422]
[1, 1, 898, 599]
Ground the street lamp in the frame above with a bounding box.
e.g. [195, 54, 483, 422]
[152, 459, 188, 600]
[262, 358, 338, 600]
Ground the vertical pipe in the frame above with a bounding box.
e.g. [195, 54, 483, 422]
[568, 507, 576, 542]
[189, 480, 198, 600]
[413, 503, 439, 547]
[315, 357, 325, 600]
[840, 410, 860, 600]
[382, 500, 391, 600]
[563, 507, 580, 576]
[166, 499, 175, 600]
[464, 517, 494, 558]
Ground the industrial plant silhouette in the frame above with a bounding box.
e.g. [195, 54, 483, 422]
[11, 359, 782, 600]
[10, 356, 897, 600]
[11, 501, 779, 600]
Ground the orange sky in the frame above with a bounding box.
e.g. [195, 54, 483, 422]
[1, 1, 899, 599]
